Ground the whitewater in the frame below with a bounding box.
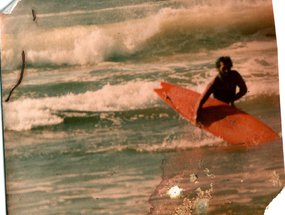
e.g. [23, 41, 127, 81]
[1, 0, 284, 214]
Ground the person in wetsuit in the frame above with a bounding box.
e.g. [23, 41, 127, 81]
[194, 56, 247, 126]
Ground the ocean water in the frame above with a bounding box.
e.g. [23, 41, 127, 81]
[1, 0, 284, 214]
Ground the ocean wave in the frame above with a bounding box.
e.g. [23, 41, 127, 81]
[3, 81, 160, 131]
[1, 0, 275, 69]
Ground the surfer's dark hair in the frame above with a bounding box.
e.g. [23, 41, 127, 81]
[216, 56, 233, 68]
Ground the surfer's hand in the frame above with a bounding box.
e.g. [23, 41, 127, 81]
[194, 114, 202, 128]
[194, 120, 203, 128]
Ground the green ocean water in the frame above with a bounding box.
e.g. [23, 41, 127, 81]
[1, 0, 284, 214]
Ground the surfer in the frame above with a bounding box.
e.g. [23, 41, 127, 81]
[194, 56, 247, 126]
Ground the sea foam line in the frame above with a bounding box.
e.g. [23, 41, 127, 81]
[3, 81, 160, 131]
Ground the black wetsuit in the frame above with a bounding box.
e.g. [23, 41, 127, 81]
[209, 70, 246, 104]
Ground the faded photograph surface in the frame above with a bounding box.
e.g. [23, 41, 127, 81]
[1, 0, 284, 214]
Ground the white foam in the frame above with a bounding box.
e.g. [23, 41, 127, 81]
[1, 0, 275, 69]
[3, 81, 160, 131]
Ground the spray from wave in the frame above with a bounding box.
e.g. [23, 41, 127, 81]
[1, 0, 275, 69]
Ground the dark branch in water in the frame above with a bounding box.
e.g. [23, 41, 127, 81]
[5, 51, 26, 102]
[32, 9, 38, 26]
[32, 9, 36, 21]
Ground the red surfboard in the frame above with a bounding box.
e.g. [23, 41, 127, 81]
[154, 82, 280, 145]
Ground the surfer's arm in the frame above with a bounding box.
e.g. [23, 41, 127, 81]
[194, 82, 214, 125]
[231, 73, 247, 105]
